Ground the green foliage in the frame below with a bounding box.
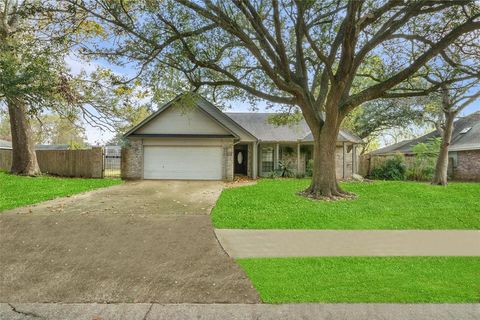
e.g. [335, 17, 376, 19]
[0, 172, 121, 211]
[278, 160, 295, 178]
[305, 159, 314, 177]
[408, 138, 441, 181]
[171, 92, 200, 115]
[68, 141, 83, 150]
[77, 0, 477, 106]
[343, 99, 428, 154]
[267, 112, 303, 127]
[238, 257, 480, 303]
[211, 179, 480, 230]
[266, 171, 278, 179]
[0, 1, 148, 140]
[369, 154, 406, 181]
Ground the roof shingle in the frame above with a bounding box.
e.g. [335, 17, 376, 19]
[370, 111, 480, 155]
[226, 112, 362, 143]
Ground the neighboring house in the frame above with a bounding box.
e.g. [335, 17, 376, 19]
[122, 94, 362, 181]
[370, 111, 480, 181]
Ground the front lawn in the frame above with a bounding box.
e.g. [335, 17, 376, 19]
[238, 257, 480, 303]
[212, 179, 480, 229]
[0, 171, 122, 211]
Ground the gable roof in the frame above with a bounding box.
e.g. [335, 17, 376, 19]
[226, 112, 363, 143]
[370, 111, 480, 155]
[123, 94, 257, 141]
[124, 93, 362, 144]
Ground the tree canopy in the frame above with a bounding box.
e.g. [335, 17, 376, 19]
[67, 0, 480, 197]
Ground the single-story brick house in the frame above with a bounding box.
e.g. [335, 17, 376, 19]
[370, 111, 480, 181]
[121, 94, 362, 180]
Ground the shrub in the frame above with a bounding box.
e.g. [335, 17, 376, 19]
[369, 154, 406, 180]
[305, 159, 314, 177]
[407, 138, 440, 181]
[278, 160, 295, 178]
[266, 170, 278, 179]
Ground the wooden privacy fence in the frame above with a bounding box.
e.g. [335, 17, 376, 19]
[359, 154, 416, 177]
[0, 147, 104, 178]
[0, 149, 12, 171]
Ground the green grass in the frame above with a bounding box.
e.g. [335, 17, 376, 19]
[238, 257, 480, 303]
[212, 179, 480, 229]
[0, 171, 122, 211]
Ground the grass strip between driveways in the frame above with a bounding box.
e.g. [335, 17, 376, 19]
[0, 171, 122, 211]
[237, 257, 480, 303]
[212, 179, 480, 229]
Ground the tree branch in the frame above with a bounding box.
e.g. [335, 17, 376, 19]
[344, 19, 480, 111]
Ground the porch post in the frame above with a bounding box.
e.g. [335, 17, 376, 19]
[252, 141, 258, 179]
[297, 142, 301, 175]
[343, 142, 347, 179]
[352, 145, 356, 175]
[274, 143, 280, 170]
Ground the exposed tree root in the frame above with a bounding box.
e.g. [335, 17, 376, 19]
[431, 177, 448, 186]
[299, 187, 357, 201]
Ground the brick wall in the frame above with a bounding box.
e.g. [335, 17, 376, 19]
[454, 150, 480, 181]
[121, 138, 235, 181]
[121, 139, 143, 179]
[224, 145, 234, 181]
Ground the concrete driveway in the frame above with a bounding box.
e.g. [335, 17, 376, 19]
[0, 181, 259, 304]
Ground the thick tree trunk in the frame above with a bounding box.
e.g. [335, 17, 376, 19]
[431, 112, 455, 186]
[7, 99, 41, 175]
[302, 117, 354, 200]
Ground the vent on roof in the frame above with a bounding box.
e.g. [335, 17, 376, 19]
[460, 127, 472, 134]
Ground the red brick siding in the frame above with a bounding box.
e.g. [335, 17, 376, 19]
[454, 150, 480, 181]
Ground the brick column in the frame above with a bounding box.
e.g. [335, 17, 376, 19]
[91, 147, 104, 178]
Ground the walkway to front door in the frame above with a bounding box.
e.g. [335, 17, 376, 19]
[215, 229, 480, 258]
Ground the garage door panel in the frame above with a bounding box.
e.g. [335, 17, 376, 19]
[144, 146, 223, 180]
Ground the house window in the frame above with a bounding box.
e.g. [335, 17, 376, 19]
[261, 147, 274, 173]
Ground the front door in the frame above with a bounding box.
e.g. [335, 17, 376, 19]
[234, 146, 248, 175]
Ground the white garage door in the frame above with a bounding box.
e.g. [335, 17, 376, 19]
[143, 146, 223, 180]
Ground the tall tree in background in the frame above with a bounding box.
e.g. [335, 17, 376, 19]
[107, 104, 152, 145]
[0, 113, 87, 147]
[432, 86, 480, 185]
[427, 75, 480, 185]
[344, 98, 427, 154]
[398, 40, 480, 185]
[71, 0, 480, 198]
[0, 1, 144, 175]
[33, 115, 88, 147]
[1, 0, 43, 174]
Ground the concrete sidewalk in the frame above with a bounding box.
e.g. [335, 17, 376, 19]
[215, 230, 480, 258]
[1, 303, 479, 320]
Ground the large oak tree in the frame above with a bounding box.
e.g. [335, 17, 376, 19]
[0, 0, 144, 175]
[70, 0, 480, 198]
